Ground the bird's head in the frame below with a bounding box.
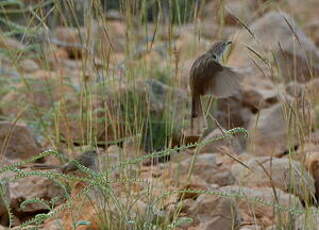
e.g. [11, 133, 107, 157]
[208, 40, 232, 63]
[83, 149, 97, 158]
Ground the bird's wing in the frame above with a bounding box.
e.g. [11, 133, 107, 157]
[210, 65, 242, 98]
[190, 54, 223, 91]
[190, 55, 241, 98]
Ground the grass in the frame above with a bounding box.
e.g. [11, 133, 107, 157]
[0, 0, 318, 229]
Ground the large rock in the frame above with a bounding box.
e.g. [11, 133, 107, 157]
[248, 102, 313, 157]
[231, 157, 316, 203]
[305, 20, 319, 47]
[179, 153, 235, 186]
[230, 11, 319, 82]
[189, 193, 241, 230]
[55, 94, 105, 144]
[53, 78, 188, 148]
[240, 226, 262, 230]
[284, 0, 319, 25]
[1, 74, 76, 118]
[199, 72, 278, 135]
[286, 81, 305, 97]
[18, 59, 39, 73]
[0, 122, 42, 160]
[221, 186, 302, 229]
[43, 183, 162, 230]
[202, 0, 259, 26]
[0, 35, 25, 50]
[213, 92, 253, 130]
[53, 22, 125, 59]
[241, 81, 279, 112]
[212, 71, 279, 130]
[248, 104, 289, 156]
[305, 78, 319, 105]
[10, 175, 65, 213]
[53, 26, 90, 59]
[199, 128, 243, 154]
[294, 207, 319, 230]
[224, 0, 259, 26]
[299, 146, 319, 201]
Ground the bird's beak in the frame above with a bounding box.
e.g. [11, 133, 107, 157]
[221, 41, 232, 63]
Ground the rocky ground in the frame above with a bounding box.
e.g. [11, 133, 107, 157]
[1, 0, 319, 229]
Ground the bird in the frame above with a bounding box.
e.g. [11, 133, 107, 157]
[189, 40, 241, 132]
[20, 150, 98, 174]
[60, 150, 98, 173]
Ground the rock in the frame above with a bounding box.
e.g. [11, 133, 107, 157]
[0, 36, 25, 50]
[195, 23, 220, 40]
[230, 11, 319, 82]
[178, 183, 209, 200]
[180, 154, 235, 186]
[56, 95, 105, 144]
[181, 153, 217, 167]
[42, 218, 64, 230]
[199, 70, 277, 134]
[53, 26, 89, 59]
[175, 28, 210, 61]
[248, 103, 289, 156]
[177, 198, 196, 216]
[205, 169, 236, 187]
[305, 20, 319, 46]
[242, 82, 279, 112]
[224, 0, 258, 26]
[0, 122, 42, 160]
[44, 185, 161, 230]
[19, 59, 39, 73]
[43, 200, 99, 230]
[110, 79, 187, 152]
[199, 128, 243, 154]
[53, 22, 125, 60]
[1, 75, 76, 118]
[0, 179, 10, 226]
[305, 131, 319, 145]
[231, 157, 316, 202]
[286, 81, 305, 97]
[10, 175, 65, 213]
[46, 78, 188, 149]
[156, 24, 180, 41]
[202, 0, 258, 26]
[294, 207, 319, 230]
[208, 63, 278, 132]
[305, 78, 319, 104]
[240, 226, 262, 230]
[302, 149, 319, 202]
[95, 21, 126, 53]
[285, 0, 319, 24]
[189, 193, 241, 230]
[213, 92, 253, 130]
[221, 186, 302, 229]
[248, 102, 313, 157]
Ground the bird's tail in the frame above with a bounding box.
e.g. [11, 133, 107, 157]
[191, 96, 201, 118]
[191, 96, 201, 133]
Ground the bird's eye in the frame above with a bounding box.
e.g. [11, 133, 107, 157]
[212, 54, 217, 60]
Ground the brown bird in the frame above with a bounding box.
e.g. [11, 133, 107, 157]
[20, 150, 98, 174]
[189, 40, 241, 132]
